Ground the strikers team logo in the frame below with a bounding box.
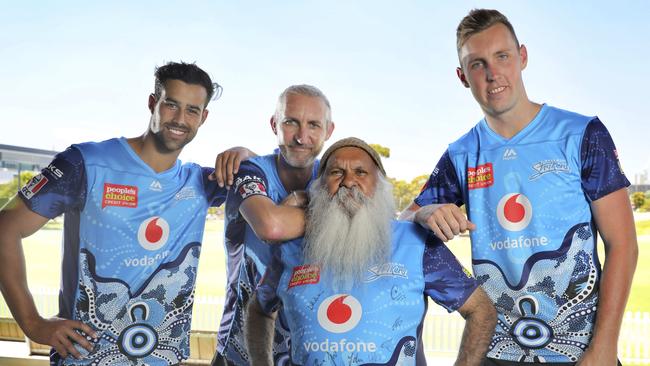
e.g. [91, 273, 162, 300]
[496, 193, 532, 231]
[137, 217, 170, 251]
[317, 294, 362, 333]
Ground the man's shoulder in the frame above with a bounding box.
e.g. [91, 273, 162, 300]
[543, 104, 597, 132]
[392, 220, 429, 244]
[447, 121, 482, 155]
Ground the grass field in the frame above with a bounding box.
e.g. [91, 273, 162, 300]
[2, 218, 649, 317]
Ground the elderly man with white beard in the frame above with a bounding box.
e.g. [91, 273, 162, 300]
[246, 137, 496, 366]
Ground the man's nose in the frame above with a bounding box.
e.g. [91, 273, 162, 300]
[485, 64, 496, 81]
[340, 173, 357, 188]
[294, 127, 309, 145]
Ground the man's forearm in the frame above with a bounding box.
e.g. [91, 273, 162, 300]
[587, 242, 637, 355]
[246, 297, 277, 365]
[455, 289, 496, 366]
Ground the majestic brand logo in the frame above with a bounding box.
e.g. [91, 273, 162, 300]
[467, 163, 494, 190]
[496, 193, 532, 231]
[529, 159, 570, 180]
[21, 174, 49, 199]
[137, 217, 170, 251]
[364, 262, 408, 282]
[289, 265, 320, 288]
[149, 180, 163, 192]
[102, 183, 138, 209]
[503, 148, 518, 160]
[317, 294, 362, 333]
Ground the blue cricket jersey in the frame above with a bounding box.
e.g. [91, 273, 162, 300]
[257, 221, 478, 365]
[217, 154, 318, 365]
[19, 137, 226, 365]
[415, 104, 630, 363]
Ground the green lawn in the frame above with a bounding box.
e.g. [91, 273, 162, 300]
[2, 219, 649, 322]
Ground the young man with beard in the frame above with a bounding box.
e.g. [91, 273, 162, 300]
[400, 9, 637, 366]
[214, 85, 335, 365]
[246, 137, 496, 365]
[0, 62, 250, 365]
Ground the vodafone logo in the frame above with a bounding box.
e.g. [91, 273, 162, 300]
[137, 217, 170, 251]
[317, 294, 362, 333]
[496, 193, 532, 231]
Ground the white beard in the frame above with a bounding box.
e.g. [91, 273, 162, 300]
[304, 176, 395, 289]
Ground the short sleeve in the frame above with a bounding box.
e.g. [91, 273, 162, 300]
[256, 246, 284, 315]
[201, 167, 227, 207]
[580, 118, 630, 201]
[18, 146, 86, 219]
[414, 150, 464, 207]
[423, 234, 478, 312]
[230, 162, 270, 208]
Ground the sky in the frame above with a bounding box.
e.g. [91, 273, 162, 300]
[1, 1, 649, 181]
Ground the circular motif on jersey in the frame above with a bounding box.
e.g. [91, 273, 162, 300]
[137, 217, 170, 251]
[317, 294, 362, 333]
[510, 317, 553, 349]
[117, 323, 159, 358]
[496, 193, 532, 231]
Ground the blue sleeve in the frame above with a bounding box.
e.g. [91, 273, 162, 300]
[223, 161, 271, 248]
[414, 150, 464, 207]
[229, 161, 270, 208]
[18, 146, 86, 219]
[201, 167, 227, 207]
[256, 245, 283, 315]
[580, 118, 630, 201]
[423, 233, 478, 312]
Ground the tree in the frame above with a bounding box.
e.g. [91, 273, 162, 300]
[369, 144, 390, 158]
[390, 174, 429, 212]
[0, 171, 38, 208]
[631, 192, 645, 210]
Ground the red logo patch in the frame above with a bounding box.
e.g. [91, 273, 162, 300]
[102, 183, 138, 209]
[21, 174, 49, 199]
[288, 265, 320, 289]
[467, 163, 494, 190]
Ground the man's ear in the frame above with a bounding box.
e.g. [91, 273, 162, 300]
[325, 121, 335, 140]
[456, 67, 470, 88]
[270, 116, 278, 135]
[148, 93, 156, 113]
[200, 109, 209, 126]
[519, 44, 528, 70]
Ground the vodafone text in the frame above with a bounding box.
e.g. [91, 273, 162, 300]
[123, 251, 170, 267]
[303, 339, 376, 353]
[490, 236, 549, 251]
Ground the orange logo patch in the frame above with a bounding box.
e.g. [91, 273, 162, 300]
[102, 183, 138, 209]
[288, 265, 320, 289]
[468, 163, 494, 190]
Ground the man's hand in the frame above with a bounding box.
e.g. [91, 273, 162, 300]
[414, 204, 476, 242]
[24, 316, 97, 359]
[280, 190, 308, 209]
[209, 146, 257, 188]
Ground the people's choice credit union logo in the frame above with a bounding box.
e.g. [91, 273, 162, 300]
[496, 193, 532, 231]
[317, 294, 362, 333]
[137, 217, 170, 251]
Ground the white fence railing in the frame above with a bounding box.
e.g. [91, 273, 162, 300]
[2, 292, 649, 364]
